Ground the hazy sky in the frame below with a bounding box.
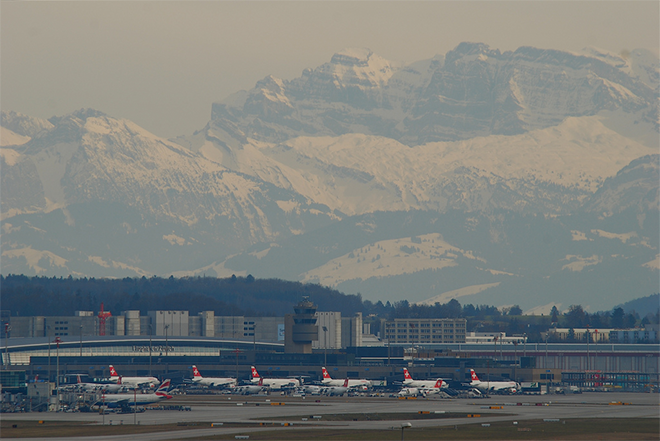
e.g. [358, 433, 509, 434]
[2, 1, 658, 139]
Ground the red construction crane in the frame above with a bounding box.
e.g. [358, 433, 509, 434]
[98, 303, 112, 336]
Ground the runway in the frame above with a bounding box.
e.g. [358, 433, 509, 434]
[3, 392, 658, 440]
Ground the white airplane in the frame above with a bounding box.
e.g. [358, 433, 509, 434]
[73, 374, 123, 393]
[397, 386, 420, 397]
[402, 368, 448, 389]
[234, 377, 264, 395]
[468, 369, 519, 393]
[302, 384, 323, 395]
[191, 366, 236, 388]
[321, 367, 371, 389]
[109, 365, 160, 388]
[324, 378, 351, 396]
[398, 379, 444, 397]
[250, 366, 300, 390]
[98, 380, 172, 408]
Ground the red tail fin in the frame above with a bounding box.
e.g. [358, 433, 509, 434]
[322, 367, 331, 379]
[251, 366, 260, 378]
[192, 366, 202, 378]
[434, 379, 443, 388]
[403, 368, 412, 380]
[343, 378, 349, 388]
[470, 369, 479, 381]
[156, 379, 170, 393]
[109, 365, 119, 377]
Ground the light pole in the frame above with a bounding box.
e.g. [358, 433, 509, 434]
[544, 332, 549, 369]
[253, 323, 256, 352]
[148, 324, 153, 376]
[586, 326, 590, 371]
[4, 323, 10, 369]
[134, 388, 137, 425]
[164, 325, 169, 358]
[79, 324, 83, 357]
[500, 332, 504, 360]
[322, 326, 328, 367]
[54, 336, 62, 411]
[47, 326, 51, 383]
[594, 329, 598, 370]
[234, 348, 240, 380]
[513, 340, 519, 382]
[401, 422, 412, 440]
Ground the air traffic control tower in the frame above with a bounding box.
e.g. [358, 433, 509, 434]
[284, 297, 318, 353]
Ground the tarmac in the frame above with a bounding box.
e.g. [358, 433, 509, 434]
[3, 391, 658, 440]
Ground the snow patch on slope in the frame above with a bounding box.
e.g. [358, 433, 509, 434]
[416, 283, 501, 305]
[1, 127, 30, 147]
[643, 255, 660, 270]
[591, 229, 638, 243]
[2, 247, 68, 273]
[266, 115, 654, 215]
[0, 148, 22, 166]
[300, 233, 484, 286]
[561, 254, 602, 271]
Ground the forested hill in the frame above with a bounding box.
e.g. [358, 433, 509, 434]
[0, 274, 365, 318]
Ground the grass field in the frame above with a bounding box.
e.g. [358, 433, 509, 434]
[0, 420, 234, 438]
[264, 411, 509, 421]
[182, 418, 660, 441]
[2, 417, 658, 440]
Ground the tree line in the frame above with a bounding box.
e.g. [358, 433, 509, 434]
[1, 275, 656, 343]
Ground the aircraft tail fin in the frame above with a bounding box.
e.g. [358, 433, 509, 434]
[403, 368, 413, 380]
[155, 379, 170, 393]
[321, 367, 331, 380]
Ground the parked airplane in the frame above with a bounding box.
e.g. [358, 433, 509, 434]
[302, 384, 323, 395]
[397, 386, 420, 397]
[97, 380, 172, 408]
[321, 367, 371, 389]
[468, 369, 519, 393]
[73, 374, 123, 393]
[234, 377, 264, 395]
[324, 378, 351, 396]
[250, 366, 300, 390]
[402, 368, 448, 388]
[108, 365, 160, 388]
[398, 379, 444, 397]
[191, 366, 236, 388]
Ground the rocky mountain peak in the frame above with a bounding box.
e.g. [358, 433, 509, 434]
[330, 47, 375, 66]
[444, 42, 501, 64]
[48, 108, 109, 126]
[1, 110, 54, 138]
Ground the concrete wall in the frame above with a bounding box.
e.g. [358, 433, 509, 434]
[148, 311, 189, 336]
[314, 312, 342, 349]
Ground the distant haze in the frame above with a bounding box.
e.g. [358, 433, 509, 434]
[2, 1, 658, 138]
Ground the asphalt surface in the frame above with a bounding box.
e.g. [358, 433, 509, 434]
[3, 392, 658, 440]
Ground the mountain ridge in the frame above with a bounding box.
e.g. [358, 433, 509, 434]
[1, 42, 658, 310]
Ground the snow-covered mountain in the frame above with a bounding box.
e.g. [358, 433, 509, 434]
[1, 42, 658, 311]
[201, 42, 657, 148]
